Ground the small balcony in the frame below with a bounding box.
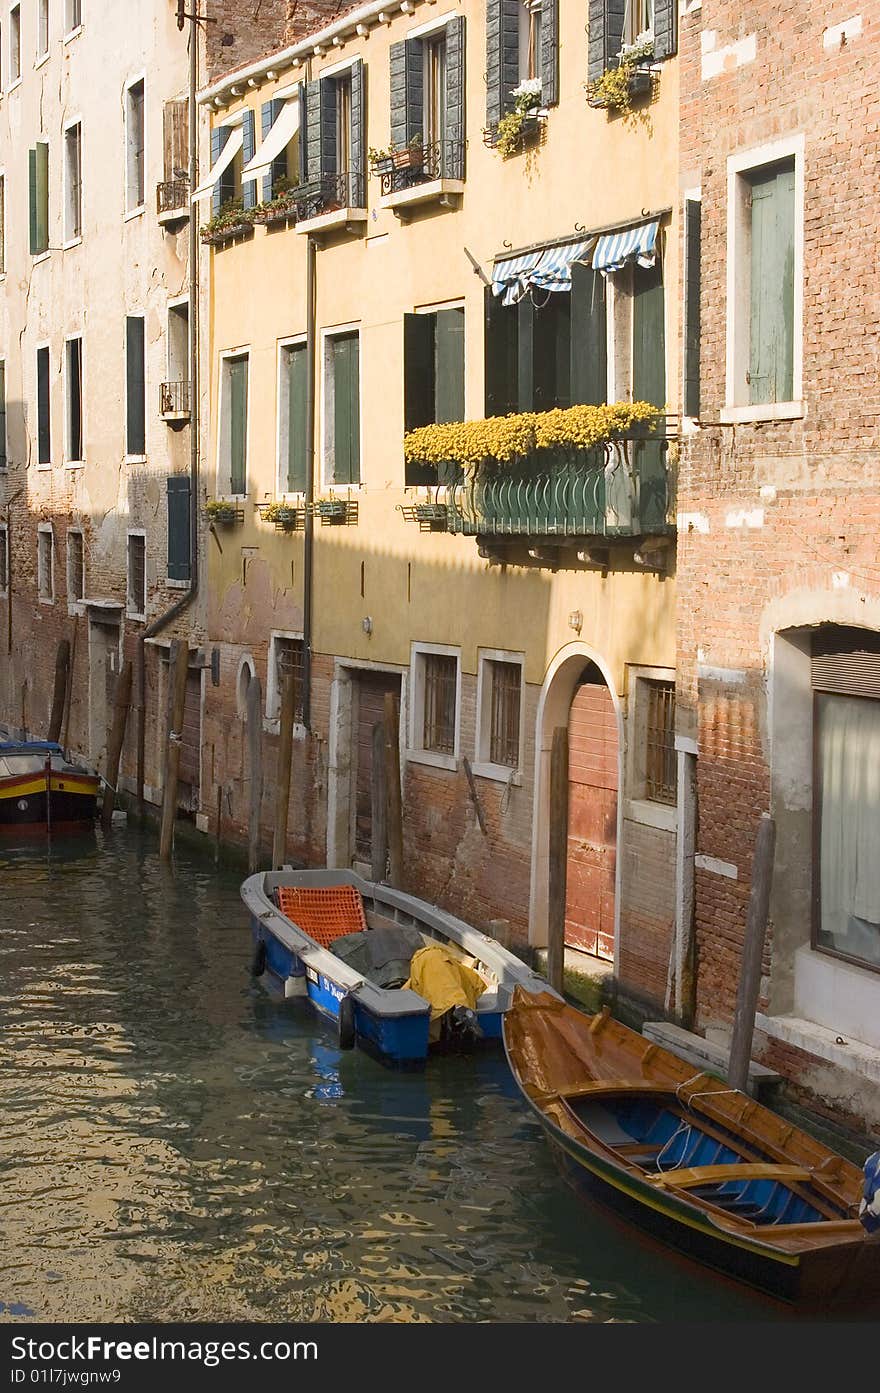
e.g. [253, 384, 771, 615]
[292, 171, 368, 237]
[156, 179, 190, 228]
[375, 140, 465, 216]
[160, 380, 191, 424]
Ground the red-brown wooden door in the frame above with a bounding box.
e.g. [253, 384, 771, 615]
[565, 677, 618, 959]
[353, 672, 401, 866]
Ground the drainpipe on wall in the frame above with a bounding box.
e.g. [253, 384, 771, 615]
[673, 736, 698, 1026]
[301, 233, 316, 732]
[136, 19, 201, 816]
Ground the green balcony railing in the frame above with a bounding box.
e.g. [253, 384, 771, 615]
[447, 440, 673, 539]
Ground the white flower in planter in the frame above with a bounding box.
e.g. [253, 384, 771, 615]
[510, 76, 543, 106]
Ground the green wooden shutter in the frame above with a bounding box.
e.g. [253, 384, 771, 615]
[484, 285, 518, 417]
[126, 317, 146, 456]
[37, 347, 51, 464]
[391, 39, 424, 149]
[210, 126, 229, 218]
[241, 108, 257, 209]
[444, 17, 466, 178]
[633, 263, 666, 407]
[332, 333, 360, 486]
[571, 264, 607, 406]
[587, 0, 606, 82]
[350, 58, 365, 205]
[0, 361, 6, 469]
[36, 143, 49, 254]
[404, 313, 436, 486]
[261, 99, 286, 202]
[486, 0, 520, 127]
[435, 308, 465, 424]
[28, 148, 38, 255]
[286, 344, 308, 493]
[749, 162, 795, 405]
[532, 293, 570, 410]
[166, 475, 192, 582]
[541, 0, 559, 107]
[320, 76, 337, 177]
[304, 79, 323, 183]
[606, 0, 626, 67]
[297, 83, 308, 184]
[229, 356, 248, 493]
[653, 0, 678, 62]
[684, 198, 701, 418]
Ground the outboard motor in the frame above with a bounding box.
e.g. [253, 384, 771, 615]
[859, 1151, 880, 1234]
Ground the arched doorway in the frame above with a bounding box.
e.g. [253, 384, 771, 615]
[528, 644, 624, 968]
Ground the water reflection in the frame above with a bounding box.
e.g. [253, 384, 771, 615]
[0, 830, 795, 1323]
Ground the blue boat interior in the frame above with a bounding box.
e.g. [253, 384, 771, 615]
[570, 1094, 842, 1225]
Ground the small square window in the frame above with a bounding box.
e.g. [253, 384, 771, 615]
[267, 635, 305, 724]
[410, 647, 460, 764]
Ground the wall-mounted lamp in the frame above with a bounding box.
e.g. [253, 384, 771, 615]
[568, 609, 583, 635]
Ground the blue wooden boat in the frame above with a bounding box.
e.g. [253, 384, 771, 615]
[504, 987, 880, 1304]
[240, 868, 552, 1068]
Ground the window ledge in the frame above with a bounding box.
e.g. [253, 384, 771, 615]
[720, 401, 805, 424]
[755, 1012, 880, 1086]
[65, 459, 85, 470]
[35, 462, 53, 471]
[62, 236, 83, 251]
[470, 760, 522, 786]
[406, 747, 458, 773]
[35, 53, 50, 71]
[624, 797, 677, 833]
[39, 596, 55, 606]
[125, 454, 147, 466]
[64, 26, 84, 44]
[165, 577, 191, 590]
[158, 206, 190, 228]
[7, 79, 22, 96]
[124, 205, 146, 223]
[32, 251, 51, 265]
[126, 610, 146, 624]
[379, 179, 464, 214]
[294, 207, 368, 236]
[67, 601, 85, 616]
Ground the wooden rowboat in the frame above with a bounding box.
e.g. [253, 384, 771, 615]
[503, 987, 880, 1304]
[0, 740, 99, 837]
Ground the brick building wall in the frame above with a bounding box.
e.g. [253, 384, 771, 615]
[204, 1, 363, 81]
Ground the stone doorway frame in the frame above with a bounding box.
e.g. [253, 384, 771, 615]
[326, 657, 409, 870]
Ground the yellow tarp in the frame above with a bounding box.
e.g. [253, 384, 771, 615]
[404, 944, 486, 1023]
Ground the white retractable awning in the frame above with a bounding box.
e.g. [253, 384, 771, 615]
[242, 98, 300, 179]
[191, 125, 244, 204]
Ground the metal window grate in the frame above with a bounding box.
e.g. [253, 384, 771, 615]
[423, 653, 457, 754]
[128, 534, 146, 614]
[275, 638, 305, 724]
[645, 679, 676, 804]
[489, 660, 521, 768]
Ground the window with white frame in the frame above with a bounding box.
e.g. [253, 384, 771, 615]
[127, 531, 146, 618]
[475, 651, 524, 775]
[410, 643, 460, 765]
[37, 525, 54, 601]
[37, 0, 49, 59]
[517, 0, 543, 83]
[65, 0, 82, 36]
[323, 329, 360, 486]
[64, 122, 82, 241]
[726, 140, 803, 417]
[125, 78, 145, 212]
[66, 528, 84, 603]
[266, 634, 305, 724]
[65, 336, 83, 463]
[36, 345, 51, 465]
[0, 524, 7, 593]
[9, 5, 20, 85]
[219, 352, 249, 494]
[623, 0, 654, 48]
[278, 338, 307, 494]
[125, 315, 145, 457]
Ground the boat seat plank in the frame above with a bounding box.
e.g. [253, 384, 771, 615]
[557, 1080, 675, 1101]
[652, 1163, 813, 1190]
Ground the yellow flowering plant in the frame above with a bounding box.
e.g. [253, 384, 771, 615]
[403, 401, 662, 472]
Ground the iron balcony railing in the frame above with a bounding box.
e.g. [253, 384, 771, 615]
[293, 169, 366, 219]
[160, 380, 191, 417]
[157, 179, 189, 216]
[377, 140, 465, 196]
[447, 437, 674, 540]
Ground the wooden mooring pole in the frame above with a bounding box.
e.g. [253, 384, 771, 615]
[547, 726, 569, 996]
[370, 720, 387, 882]
[383, 691, 403, 889]
[101, 660, 132, 832]
[47, 639, 70, 743]
[158, 639, 190, 861]
[728, 812, 776, 1094]
[272, 669, 296, 869]
[247, 673, 264, 873]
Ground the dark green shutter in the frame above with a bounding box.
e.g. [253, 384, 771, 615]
[533, 294, 570, 410]
[36, 143, 49, 254]
[589, 0, 625, 81]
[261, 99, 287, 202]
[241, 108, 257, 209]
[653, 0, 678, 61]
[571, 263, 607, 406]
[632, 263, 666, 408]
[484, 285, 518, 417]
[332, 334, 359, 485]
[0, 361, 6, 469]
[126, 317, 146, 456]
[541, 0, 559, 107]
[404, 313, 436, 486]
[286, 345, 308, 493]
[320, 76, 337, 176]
[486, 0, 520, 127]
[68, 338, 82, 461]
[37, 347, 50, 464]
[606, 0, 626, 67]
[210, 126, 229, 217]
[304, 80, 323, 182]
[390, 39, 424, 149]
[297, 83, 308, 183]
[350, 58, 365, 204]
[28, 148, 38, 255]
[166, 476, 191, 581]
[445, 18, 465, 177]
[229, 356, 248, 493]
[749, 162, 795, 405]
[684, 199, 701, 418]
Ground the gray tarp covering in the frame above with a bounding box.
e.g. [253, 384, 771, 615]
[331, 925, 426, 989]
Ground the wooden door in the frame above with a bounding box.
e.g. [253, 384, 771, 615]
[565, 676, 618, 959]
[352, 672, 400, 866]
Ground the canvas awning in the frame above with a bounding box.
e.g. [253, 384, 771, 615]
[591, 220, 659, 276]
[492, 239, 595, 306]
[242, 98, 300, 178]
[191, 125, 244, 203]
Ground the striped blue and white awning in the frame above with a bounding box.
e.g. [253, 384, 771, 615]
[492, 240, 594, 306]
[592, 220, 659, 276]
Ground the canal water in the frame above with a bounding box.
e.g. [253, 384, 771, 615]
[0, 829, 814, 1324]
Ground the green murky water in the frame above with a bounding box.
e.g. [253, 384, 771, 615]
[0, 829, 793, 1323]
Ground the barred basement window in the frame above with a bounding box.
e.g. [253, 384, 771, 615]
[272, 637, 305, 724]
[644, 679, 676, 804]
[423, 653, 457, 754]
[127, 532, 146, 617]
[488, 660, 521, 767]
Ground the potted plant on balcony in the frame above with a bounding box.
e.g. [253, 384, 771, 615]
[253, 177, 300, 225]
[369, 144, 397, 176]
[205, 498, 242, 526]
[314, 496, 348, 524]
[261, 500, 300, 531]
[487, 78, 545, 157]
[392, 135, 425, 171]
[200, 198, 257, 245]
[586, 57, 654, 114]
